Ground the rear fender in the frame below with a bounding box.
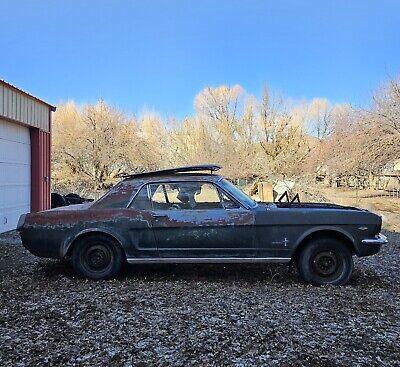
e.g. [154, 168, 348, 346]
[61, 227, 128, 257]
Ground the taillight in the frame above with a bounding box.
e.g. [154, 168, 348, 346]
[17, 214, 27, 231]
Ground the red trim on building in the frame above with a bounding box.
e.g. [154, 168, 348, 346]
[48, 109, 52, 208]
[30, 128, 51, 212]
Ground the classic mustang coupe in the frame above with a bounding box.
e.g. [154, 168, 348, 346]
[18, 164, 387, 285]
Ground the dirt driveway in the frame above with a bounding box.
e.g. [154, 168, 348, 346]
[0, 231, 399, 366]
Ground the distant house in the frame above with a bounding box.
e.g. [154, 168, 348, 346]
[0, 80, 56, 233]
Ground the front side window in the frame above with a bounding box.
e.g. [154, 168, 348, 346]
[219, 178, 257, 208]
[149, 182, 223, 210]
[219, 191, 240, 209]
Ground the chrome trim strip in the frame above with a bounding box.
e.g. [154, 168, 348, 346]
[361, 233, 388, 245]
[126, 257, 291, 264]
[147, 184, 152, 210]
[126, 182, 148, 208]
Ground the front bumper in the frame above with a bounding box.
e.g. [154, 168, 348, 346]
[356, 233, 387, 257]
[361, 233, 388, 245]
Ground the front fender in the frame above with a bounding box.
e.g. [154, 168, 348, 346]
[292, 226, 356, 255]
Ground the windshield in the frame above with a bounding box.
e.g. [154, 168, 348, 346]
[219, 179, 257, 208]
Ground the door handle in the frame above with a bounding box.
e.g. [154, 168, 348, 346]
[152, 214, 167, 219]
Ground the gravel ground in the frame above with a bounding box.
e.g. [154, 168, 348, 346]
[0, 231, 399, 366]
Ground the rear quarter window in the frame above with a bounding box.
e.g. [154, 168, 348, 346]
[92, 181, 136, 209]
[129, 186, 152, 210]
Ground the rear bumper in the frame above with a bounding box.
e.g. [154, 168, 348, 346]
[19, 229, 62, 259]
[361, 233, 388, 245]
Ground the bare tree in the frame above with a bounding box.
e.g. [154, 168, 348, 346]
[258, 86, 310, 178]
[53, 100, 139, 193]
[313, 76, 400, 184]
[53, 78, 398, 195]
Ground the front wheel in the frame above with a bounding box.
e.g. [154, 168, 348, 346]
[72, 234, 124, 280]
[297, 238, 354, 286]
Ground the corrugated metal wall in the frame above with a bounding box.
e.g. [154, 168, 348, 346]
[0, 81, 54, 213]
[0, 83, 50, 132]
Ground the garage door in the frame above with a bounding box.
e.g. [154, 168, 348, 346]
[0, 120, 31, 233]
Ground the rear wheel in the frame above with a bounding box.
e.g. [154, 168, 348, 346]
[297, 237, 353, 286]
[72, 234, 124, 280]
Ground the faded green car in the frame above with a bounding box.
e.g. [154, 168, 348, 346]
[18, 165, 387, 285]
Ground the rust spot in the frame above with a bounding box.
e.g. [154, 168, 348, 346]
[25, 208, 153, 228]
[156, 210, 254, 228]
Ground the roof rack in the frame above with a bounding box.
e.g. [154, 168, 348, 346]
[121, 164, 222, 179]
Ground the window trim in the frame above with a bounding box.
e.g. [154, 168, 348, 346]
[126, 182, 147, 209]
[127, 184, 152, 210]
[217, 177, 257, 209]
[148, 181, 224, 211]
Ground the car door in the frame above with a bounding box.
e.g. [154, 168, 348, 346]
[125, 185, 158, 258]
[148, 181, 256, 258]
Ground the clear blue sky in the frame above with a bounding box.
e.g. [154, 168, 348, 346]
[1, 0, 399, 117]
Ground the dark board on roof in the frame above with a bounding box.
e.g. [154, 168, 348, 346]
[122, 164, 222, 178]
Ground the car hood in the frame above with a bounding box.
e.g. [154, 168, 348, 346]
[255, 202, 382, 227]
[271, 202, 366, 211]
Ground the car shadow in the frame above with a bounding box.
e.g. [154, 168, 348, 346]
[120, 263, 392, 288]
[35, 258, 76, 279]
[35, 259, 300, 284]
[120, 262, 300, 285]
[35, 258, 391, 288]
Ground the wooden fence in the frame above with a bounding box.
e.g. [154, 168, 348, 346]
[363, 188, 400, 199]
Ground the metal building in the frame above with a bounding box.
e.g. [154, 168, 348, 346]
[0, 80, 56, 233]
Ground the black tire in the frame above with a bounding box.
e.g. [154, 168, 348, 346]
[65, 193, 85, 205]
[297, 237, 354, 286]
[51, 193, 67, 209]
[71, 234, 124, 280]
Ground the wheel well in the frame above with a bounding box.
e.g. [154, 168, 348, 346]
[65, 231, 124, 257]
[292, 230, 356, 260]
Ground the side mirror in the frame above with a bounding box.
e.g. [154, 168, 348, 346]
[224, 200, 239, 209]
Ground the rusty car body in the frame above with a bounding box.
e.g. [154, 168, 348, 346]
[17, 164, 387, 285]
